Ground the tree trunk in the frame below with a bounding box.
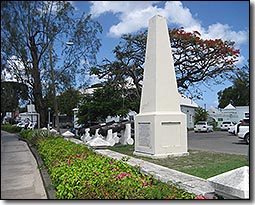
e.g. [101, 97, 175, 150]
[29, 36, 47, 127]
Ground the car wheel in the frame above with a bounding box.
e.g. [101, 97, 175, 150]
[245, 133, 249, 144]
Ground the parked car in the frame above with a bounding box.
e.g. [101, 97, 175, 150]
[235, 118, 249, 135]
[194, 121, 213, 133]
[238, 125, 249, 144]
[228, 124, 236, 134]
[221, 121, 235, 131]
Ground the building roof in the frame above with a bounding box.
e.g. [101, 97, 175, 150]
[223, 103, 236, 110]
[180, 94, 198, 108]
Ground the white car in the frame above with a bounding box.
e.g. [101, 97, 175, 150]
[221, 121, 235, 131]
[228, 124, 236, 134]
[235, 118, 249, 135]
[194, 121, 213, 133]
[238, 125, 249, 144]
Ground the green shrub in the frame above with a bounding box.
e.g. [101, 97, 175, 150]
[37, 137, 196, 199]
[1, 124, 22, 133]
[19, 129, 34, 141]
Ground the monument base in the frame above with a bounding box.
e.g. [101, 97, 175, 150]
[133, 151, 189, 159]
[134, 112, 188, 159]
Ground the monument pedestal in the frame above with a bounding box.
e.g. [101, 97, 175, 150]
[134, 112, 188, 158]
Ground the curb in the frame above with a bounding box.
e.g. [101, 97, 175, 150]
[19, 138, 56, 199]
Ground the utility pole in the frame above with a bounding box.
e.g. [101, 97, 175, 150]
[49, 42, 60, 132]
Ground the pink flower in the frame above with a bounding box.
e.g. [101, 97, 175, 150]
[142, 181, 147, 187]
[109, 161, 113, 164]
[67, 159, 70, 166]
[116, 172, 131, 179]
[77, 153, 81, 158]
[195, 196, 207, 199]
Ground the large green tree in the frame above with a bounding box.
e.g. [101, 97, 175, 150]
[1, 1, 102, 126]
[217, 63, 249, 108]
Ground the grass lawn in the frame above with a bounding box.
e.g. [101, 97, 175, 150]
[108, 145, 249, 179]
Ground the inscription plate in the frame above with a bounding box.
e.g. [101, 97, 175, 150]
[138, 122, 151, 147]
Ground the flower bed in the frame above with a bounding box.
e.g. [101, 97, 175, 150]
[18, 129, 206, 199]
[34, 135, 197, 199]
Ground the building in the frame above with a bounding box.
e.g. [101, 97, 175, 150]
[208, 104, 249, 127]
[180, 94, 198, 129]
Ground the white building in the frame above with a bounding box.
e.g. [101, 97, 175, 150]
[180, 94, 198, 129]
[208, 104, 249, 127]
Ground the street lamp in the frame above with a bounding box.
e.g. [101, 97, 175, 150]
[48, 107, 51, 130]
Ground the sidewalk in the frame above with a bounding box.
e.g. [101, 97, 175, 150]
[1, 130, 47, 199]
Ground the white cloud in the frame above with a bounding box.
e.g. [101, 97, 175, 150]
[235, 55, 245, 66]
[201, 23, 248, 46]
[89, 1, 248, 45]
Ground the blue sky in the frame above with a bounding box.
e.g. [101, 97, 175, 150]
[72, 1, 249, 109]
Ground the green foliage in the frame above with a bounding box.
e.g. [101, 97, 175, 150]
[1, 124, 22, 133]
[19, 129, 34, 141]
[1, 82, 28, 122]
[218, 63, 249, 108]
[57, 89, 81, 117]
[36, 137, 196, 199]
[78, 83, 135, 124]
[194, 107, 209, 124]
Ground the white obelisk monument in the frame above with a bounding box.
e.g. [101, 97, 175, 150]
[134, 15, 188, 158]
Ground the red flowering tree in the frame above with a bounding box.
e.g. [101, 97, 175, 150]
[90, 28, 240, 112]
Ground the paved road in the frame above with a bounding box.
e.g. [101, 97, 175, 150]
[1, 130, 47, 199]
[188, 131, 249, 155]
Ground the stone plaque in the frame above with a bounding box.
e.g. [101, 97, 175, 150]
[138, 122, 151, 147]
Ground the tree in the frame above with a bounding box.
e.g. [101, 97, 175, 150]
[91, 29, 240, 101]
[1, 1, 102, 127]
[217, 63, 249, 108]
[77, 83, 138, 124]
[1, 82, 28, 122]
[194, 106, 209, 124]
[57, 89, 81, 118]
